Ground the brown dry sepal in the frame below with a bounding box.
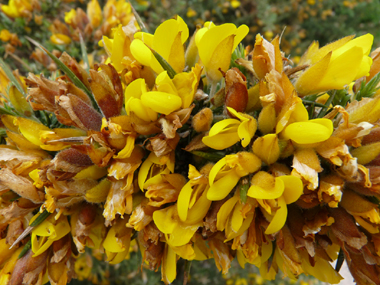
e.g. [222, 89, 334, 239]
[345, 245, 380, 285]
[192, 108, 213, 133]
[25, 74, 60, 112]
[329, 207, 368, 250]
[127, 198, 158, 232]
[88, 64, 123, 119]
[0, 146, 49, 170]
[183, 133, 207, 152]
[50, 148, 93, 174]
[129, 112, 161, 136]
[51, 234, 72, 264]
[208, 233, 233, 274]
[276, 225, 303, 277]
[0, 168, 44, 204]
[146, 133, 180, 158]
[59, 53, 91, 90]
[9, 249, 49, 285]
[159, 105, 194, 139]
[74, 132, 115, 167]
[224, 68, 248, 115]
[203, 199, 227, 235]
[138, 223, 165, 271]
[6, 220, 25, 246]
[0, 198, 38, 228]
[57, 94, 102, 131]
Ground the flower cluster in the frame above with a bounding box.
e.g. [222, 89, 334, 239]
[1, 10, 380, 285]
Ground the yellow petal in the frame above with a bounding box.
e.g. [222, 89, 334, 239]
[282, 119, 333, 144]
[278, 175, 303, 204]
[265, 196, 287, 234]
[207, 170, 240, 201]
[162, 245, 177, 284]
[248, 173, 284, 200]
[50, 34, 72, 45]
[85, 178, 111, 203]
[141, 91, 182, 115]
[350, 142, 380, 165]
[15, 117, 50, 146]
[252, 134, 280, 165]
[217, 196, 239, 231]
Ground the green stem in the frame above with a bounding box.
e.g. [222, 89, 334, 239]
[183, 260, 192, 285]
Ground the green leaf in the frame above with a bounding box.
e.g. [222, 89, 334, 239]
[26, 37, 100, 113]
[0, 58, 26, 97]
[79, 33, 90, 74]
[149, 46, 177, 79]
[335, 248, 344, 272]
[354, 71, 380, 101]
[130, 1, 149, 33]
[18, 240, 31, 259]
[239, 182, 249, 203]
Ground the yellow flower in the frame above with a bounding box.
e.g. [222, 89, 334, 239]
[103, 0, 132, 27]
[247, 172, 303, 234]
[103, 218, 133, 264]
[177, 165, 211, 224]
[87, 0, 103, 28]
[1, 0, 32, 18]
[50, 34, 72, 45]
[295, 34, 374, 95]
[131, 16, 189, 74]
[0, 29, 12, 42]
[202, 107, 257, 150]
[252, 134, 280, 165]
[31, 214, 71, 256]
[64, 9, 76, 25]
[196, 22, 249, 83]
[138, 151, 175, 190]
[217, 195, 255, 241]
[208, 152, 261, 201]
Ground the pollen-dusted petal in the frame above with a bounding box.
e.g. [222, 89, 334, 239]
[248, 171, 284, 200]
[207, 170, 240, 201]
[141, 91, 182, 115]
[278, 175, 303, 204]
[265, 196, 287, 234]
[252, 134, 280, 165]
[85, 178, 111, 203]
[282, 119, 333, 144]
[295, 52, 331, 96]
[350, 142, 380, 165]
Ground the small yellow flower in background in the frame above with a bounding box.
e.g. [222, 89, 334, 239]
[1, 0, 32, 19]
[87, 0, 103, 28]
[295, 34, 374, 95]
[186, 7, 197, 18]
[50, 34, 72, 45]
[202, 107, 257, 150]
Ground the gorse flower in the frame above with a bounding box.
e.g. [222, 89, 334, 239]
[1, 5, 380, 285]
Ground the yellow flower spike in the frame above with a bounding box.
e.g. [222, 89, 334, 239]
[31, 215, 71, 256]
[14, 117, 51, 146]
[125, 78, 157, 122]
[197, 23, 249, 83]
[141, 91, 182, 115]
[50, 34, 72, 45]
[252, 134, 280, 165]
[282, 118, 333, 144]
[248, 171, 284, 200]
[87, 0, 103, 29]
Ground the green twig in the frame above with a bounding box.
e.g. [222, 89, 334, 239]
[18, 240, 31, 259]
[335, 248, 344, 272]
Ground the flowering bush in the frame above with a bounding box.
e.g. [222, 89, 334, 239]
[1, 3, 380, 285]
